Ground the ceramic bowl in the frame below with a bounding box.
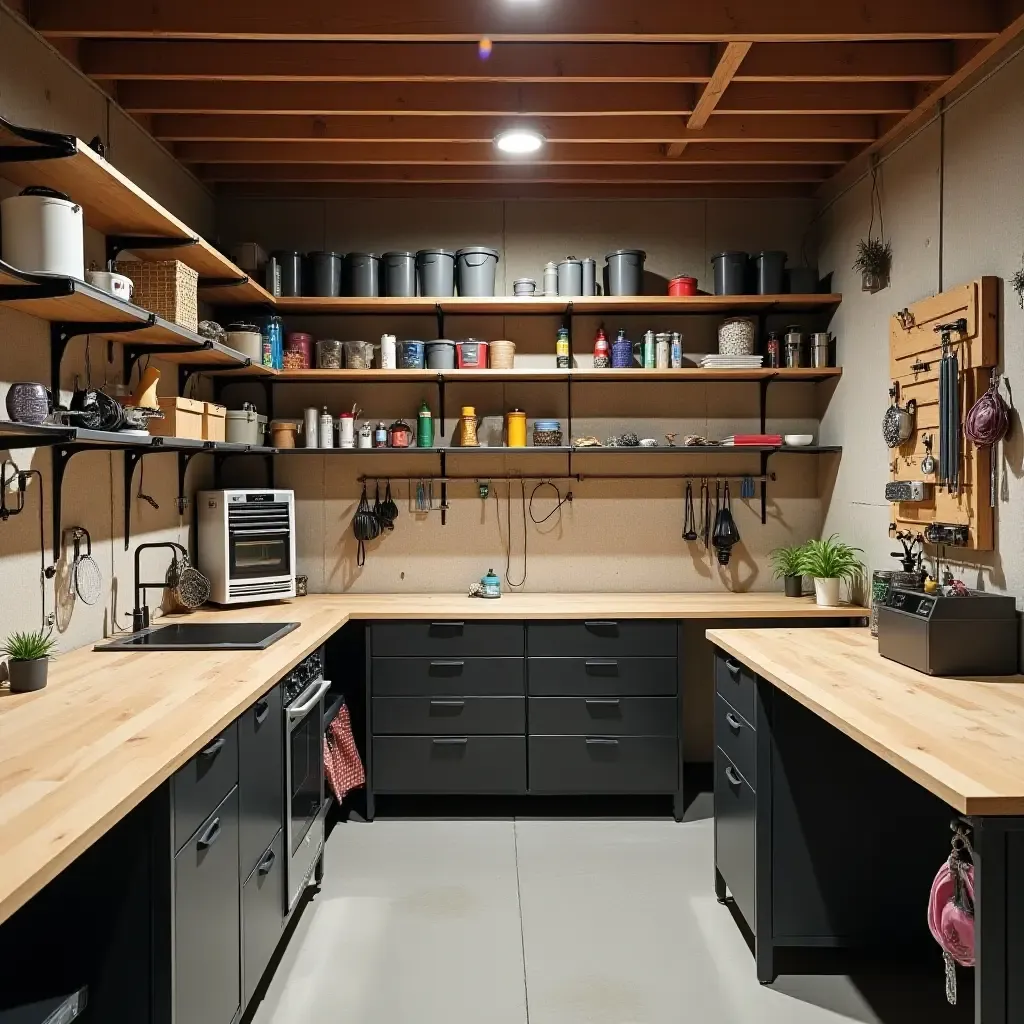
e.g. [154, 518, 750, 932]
[784, 434, 814, 446]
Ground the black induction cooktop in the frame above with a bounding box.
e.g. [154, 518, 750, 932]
[95, 622, 300, 651]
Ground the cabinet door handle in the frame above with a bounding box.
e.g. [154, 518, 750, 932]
[585, 737, 619, 746]
[197, 818, 222, 849]
[724, 765, 743, 788]
[725, 658, 741, 677]
[429, 700, 466, 708]
[430, 621, 465, 629]
[429, 659, 465, 670]
[432, 737, 469, 745]
[584, 620, 617, 630]
[725, 712, 743, 732]
[257, 848, 276, 875]
[585, 698, 620, 706]
[198, 737, 225, 759]
[254, 699, 270, 725]
[585, 659, 618, 671]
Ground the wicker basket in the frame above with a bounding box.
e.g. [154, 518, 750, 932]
[115, 260, 199, 332]
[489, 339, 516, 369]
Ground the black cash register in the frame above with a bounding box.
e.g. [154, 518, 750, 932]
[877, 587, 1019, 676]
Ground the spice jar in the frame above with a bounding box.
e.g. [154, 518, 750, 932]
[284, 332, 313, 370]
[593, 327, 610, 369]
[373, 421, 389, 448]
[358, 422, 373, 448]
[316, 338, 343, 369]
[458, 406, 481, 447]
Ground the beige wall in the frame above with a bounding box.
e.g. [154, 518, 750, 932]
[817, 44, 1024, 609]
[0, 7, 216, 653]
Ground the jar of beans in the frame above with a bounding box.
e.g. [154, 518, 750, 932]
[284, 332, 313, 369]
[533, 419, 563, 447]
[316, 338, 343, 369]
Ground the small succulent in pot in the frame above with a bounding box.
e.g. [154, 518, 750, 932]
[853, 237, 893, 293]
[2, 628, 58, 693]
[770, 543, 806, 598]
[798, 535, 865, 608]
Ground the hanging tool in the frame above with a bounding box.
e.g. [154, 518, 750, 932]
[935, 320, 966, 493]
[712, 482, 741, 566]
[740, 475, 755, 500]
[682, 482, 698, 541]
[699, 478, 711, 550]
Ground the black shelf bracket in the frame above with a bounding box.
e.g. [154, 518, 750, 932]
[562, 301, 574, 343]
[176, 448, 209, 513]
[440, 450, 448, 526]
[52, 317, 155, 398]
[198, 274, 249, 290]
[105, 234, 197, 268]
[759, 377, 772, 435]
[435, 303, 445, 341]
[51, 444, 116, 561]
[123, 340, 213, 382]
[122, 448, 146, 551]
[0, 275, 75, 304]
[437, 373, 446, 439]
[0, 115, 77, 163]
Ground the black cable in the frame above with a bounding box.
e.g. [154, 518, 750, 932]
[494, 480, 527, 588]
[529, 480, 572, 525]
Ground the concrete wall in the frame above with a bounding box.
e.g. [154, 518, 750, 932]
[0, 7, 215, 653]
[817, 44, 1024, 608]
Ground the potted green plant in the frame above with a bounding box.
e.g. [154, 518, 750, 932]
[1012, 254, 1024, 309]
[853, 237, 892, 293]
[2, 628, 57, 693]
[798, 536, 864, 608]
[771, 544, 806, 598]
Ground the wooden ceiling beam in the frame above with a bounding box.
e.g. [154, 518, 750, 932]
[193, 163, 830, 184]
[33, 0, 1002, 41]
[666, 42, 749, 156]
[172, 140, 852, 166]
[151, 114, 879, 145]
[118, 81, 699, 116]
[716, 82, 915, 115]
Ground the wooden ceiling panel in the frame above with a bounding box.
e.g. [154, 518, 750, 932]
[33, 0, 1001, 41]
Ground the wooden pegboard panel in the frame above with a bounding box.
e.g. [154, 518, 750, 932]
[888, 277, 998, 552]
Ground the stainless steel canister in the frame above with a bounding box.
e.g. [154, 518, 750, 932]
[557, 257, 583, 297]
[784, 327, 806, 368]
[810, 332, 831, 368]
[543, 262, 558, 297]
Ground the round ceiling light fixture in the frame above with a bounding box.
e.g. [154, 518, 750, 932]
[493, 128, 546, 155]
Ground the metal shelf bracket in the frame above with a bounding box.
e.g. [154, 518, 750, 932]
[0, 114, 77, 163]
[105, 234, 197, 269]
[51, 317, 155, 397]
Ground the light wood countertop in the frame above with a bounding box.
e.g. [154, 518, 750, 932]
[0, 592, 862, 927]
[706, 626, 1024, 817]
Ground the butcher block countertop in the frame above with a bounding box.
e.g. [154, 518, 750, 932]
[707, 626, 1024, 817]
[0, 592, 862, 927]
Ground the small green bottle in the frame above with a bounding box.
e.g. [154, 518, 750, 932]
[417, 399, 434, 448]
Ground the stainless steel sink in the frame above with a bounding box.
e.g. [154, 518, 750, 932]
[95, 622, 299, 651]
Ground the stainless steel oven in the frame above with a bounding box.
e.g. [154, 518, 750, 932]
[282, 650, 330, 911]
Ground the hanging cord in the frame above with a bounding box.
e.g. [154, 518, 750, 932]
[136, 459, 159, 510]
[529, 480, 573, 525]
[868, 158, 886, 245]
[2, 467, 55, 629]
[493, 479, 527, 588]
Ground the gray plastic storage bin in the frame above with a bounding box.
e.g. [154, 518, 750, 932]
[417, 249, 456, 297]
[425, 340, 456, 369]
[752, 251, 787, 295]
[306, 251, 342, 297]
[456, 246, 500, 297]
[347, 252, 380, 297]
[605, 249, 646, 296]
[557, 257, 583, 297]
[711, 251, 749, 296]
[383, 251, 416, 297]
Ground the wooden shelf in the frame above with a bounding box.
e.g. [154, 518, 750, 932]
[0, 116, 272, 306]
[274, 294, 842, 317]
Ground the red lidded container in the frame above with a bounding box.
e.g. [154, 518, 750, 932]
[284, 332, 314, 369]
[456, 339, 489, 369]
[668, 276, 698, 297]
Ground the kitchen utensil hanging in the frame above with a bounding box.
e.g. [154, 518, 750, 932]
[712, 482, 741, 566]
[165, 543, 211, 611]
[682, 482, 698, 541]
[700, 478, 711, 549]
[380, 480, 399, 531]
[70, 527, 102, 605]
[882, 386, 916, 448]
[938, 334, 960, 491]
[353, 483, 381, 566]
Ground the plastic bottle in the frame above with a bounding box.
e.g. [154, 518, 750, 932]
[417, 399, 434, 448]
[556, 326, 570, 369]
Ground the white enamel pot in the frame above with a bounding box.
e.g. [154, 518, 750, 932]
[86, 269, 134, 302]
[1, 186, 85, 279]
[814, 577, 842, 607]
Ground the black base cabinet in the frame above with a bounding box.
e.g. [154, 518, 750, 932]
[366, 620, 682, 815]
[242, 829, 286, 1008]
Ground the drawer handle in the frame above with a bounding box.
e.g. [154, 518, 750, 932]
[432, 737, 469, 745]
[254, 699, 270, 725]
[725, 712, 743, 732]
[430, 621, 465, 629]
[725, 658, 742, 677]
[585, 659, 618, 671]
[257, 848, 276, 875]
[585, 737, 619, 746]
[198, 737, 226, 759]
[724, 765, 743, 788]
[430, 660, 465, 670]
[430, 700, 466, 708]
[584, 620, 618, 630]
[585, 698, 621, 706]
[197, 817, 222, 849]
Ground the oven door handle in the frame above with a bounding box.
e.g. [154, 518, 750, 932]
[230, 527, 292, 536]
[287, 677, 331, 720]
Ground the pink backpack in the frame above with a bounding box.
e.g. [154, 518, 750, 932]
[928, 824, 974, 1005]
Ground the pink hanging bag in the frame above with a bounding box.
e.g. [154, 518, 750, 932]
[928, 823, 974, 1005]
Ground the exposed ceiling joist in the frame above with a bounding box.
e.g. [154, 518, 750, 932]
[689, 42, 753, 129]
[171, 141, 853, 166]
[33, 0, 1001, 41]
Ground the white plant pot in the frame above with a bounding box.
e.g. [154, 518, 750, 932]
[814, 577, 842, 607]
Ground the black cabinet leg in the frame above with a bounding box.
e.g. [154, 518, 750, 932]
[365, 790, 375, 823]
[673, 791, 686, 822]
[714, 866, 728, 904]
[314, 853, 324, 886]
[756, 941, 777, 986]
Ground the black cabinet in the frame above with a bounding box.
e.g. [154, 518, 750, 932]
[529, 696, 677, 736]
[373, 736, 527, 793]
[373, 696, 525, 734]
[527, 657, 677, 696]
[372, 621, 523, 657]
[173, 723, 238, 853]
[714, 693, 755, 787]
[239, 683, 284, 880]
[530, 736, 678, 793]
[714, 653, 756, 725]
[174, 786, 241, 1024]
[242, 829, 285, 1008]
[714, 748, 756, 929]
[528, 620, 676, 658]
[372, 657, 524, 696]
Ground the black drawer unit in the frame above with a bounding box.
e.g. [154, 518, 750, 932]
[529, 696, 677, 737]
[528, 620, 676, 658]
[242, 829, 285, 1008]
[715, 693, 755, 788]
[373, 696, 525, 735]
[529, 735, 678, 793]
[372, 657, 524, 697]
[528, 657, 677, 696]
[238, 683, 283, 880]
[715, 747, 756, 932]
[173, 722, 238, 853]
[372, 621, 524, 657]
[715, 652, 756, 725]
[372, 736, 526, 793]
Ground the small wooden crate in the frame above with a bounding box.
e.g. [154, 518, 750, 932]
[203, 402, 227, 442]
[115, 260, 199, 332]
[150, 396, 205, 440]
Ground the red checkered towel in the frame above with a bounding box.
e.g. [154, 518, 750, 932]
[324, 705, 365, 802]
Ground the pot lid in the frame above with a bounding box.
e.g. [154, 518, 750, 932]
[755, 250, 788, 258]
[347, 252, 380, 259]
[307, 250, 343, 258]
[559, 257, 582, 266]
[456, 246, 500, 258]
[417, 249, 456, 257]
[711, 251, 749, 260]
[270, 249, 303, 257]
[535, 420, 561, 430]
[227, 322, 259, 332]
[390, 419, 411, 429]
[514, 278, 537, 285]
[18, 185, 73, 202]
[426, 339, 455, 347]
[606, 249, 647, 259]
[383, 250, 415, 258]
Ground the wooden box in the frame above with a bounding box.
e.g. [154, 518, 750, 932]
[203, 402, 227, 442]
[115, 259, 199, 333]
[150, 396, 205, 440]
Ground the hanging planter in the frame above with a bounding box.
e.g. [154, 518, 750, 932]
[853, 237, 893, 294]
[1011, 254, 1024, 309]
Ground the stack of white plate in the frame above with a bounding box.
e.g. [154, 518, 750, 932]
[699, 354, 764, 369]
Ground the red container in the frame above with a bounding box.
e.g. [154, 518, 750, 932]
[456, 339, 489, 369]
[283, 331, 313, 369]
[669, 275, 698, 296]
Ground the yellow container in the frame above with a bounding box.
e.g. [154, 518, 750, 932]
[506, 409, 527, 448]
[458, 406, 480, 447]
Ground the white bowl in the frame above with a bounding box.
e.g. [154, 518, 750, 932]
[784, 434, 814, 446]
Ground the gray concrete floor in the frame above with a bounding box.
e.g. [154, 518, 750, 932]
[250, 815, 967, 1024]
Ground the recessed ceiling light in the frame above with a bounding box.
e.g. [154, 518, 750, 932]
[494, 128, 546, 155]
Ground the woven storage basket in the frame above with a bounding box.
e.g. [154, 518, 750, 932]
[489, 339, 515, 369]
[115, 260, 199, 332]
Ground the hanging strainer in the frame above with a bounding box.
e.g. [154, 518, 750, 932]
[165, 543, 211, 611]
[72, 527, 103, 605]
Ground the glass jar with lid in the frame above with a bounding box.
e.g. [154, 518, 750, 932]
[316, 338, 343, 369]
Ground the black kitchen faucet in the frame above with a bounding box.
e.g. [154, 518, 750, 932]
[132, 542, 186, 632]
